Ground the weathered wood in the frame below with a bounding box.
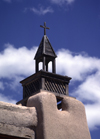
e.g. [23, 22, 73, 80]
[20, 70, 71, 99]
[34, 24, 57, 74]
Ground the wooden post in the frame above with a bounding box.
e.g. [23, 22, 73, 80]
[41, 78, 45, 90]
[46, 63, 48, 72]
[66, 84, 69, 95]
[43, 57, 45, 71]
[52, 59, 56, 73]
[36, 61, 38, 73]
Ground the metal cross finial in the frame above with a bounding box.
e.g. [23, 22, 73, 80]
[40, 22, 50, 35]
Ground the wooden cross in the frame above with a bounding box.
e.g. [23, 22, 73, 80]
[40, 22, 50, 35]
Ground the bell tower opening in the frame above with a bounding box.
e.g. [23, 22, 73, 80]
[39, 62, 42, 71]
[56, 97, 63, 110]
[48, 61, 52, 72]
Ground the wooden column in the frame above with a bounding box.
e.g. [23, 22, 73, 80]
[36, 60, 38, 73]
[43, 57, 45, 71]
[46, 63, 48, 72]
[52, 59, 56, 73]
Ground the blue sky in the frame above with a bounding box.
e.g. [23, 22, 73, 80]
[0, 0, 100, 138]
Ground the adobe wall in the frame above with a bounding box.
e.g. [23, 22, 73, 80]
[0, 91, 91, 139]
[27, 91, 91, 139]
[0, 101, 37, 139]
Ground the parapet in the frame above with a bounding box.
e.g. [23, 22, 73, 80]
[27, 91, 91, 139]
[0, 91, 91, 139]
[0, 101, 37, 139]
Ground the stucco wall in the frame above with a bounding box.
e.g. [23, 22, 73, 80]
[0, 101, 37, 139]
[27, 91, 91, 139]
[0, 91, 91, 139]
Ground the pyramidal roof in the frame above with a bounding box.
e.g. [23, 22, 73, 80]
[34, 35, 57, 60]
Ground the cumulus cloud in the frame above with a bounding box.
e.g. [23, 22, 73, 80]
[0, 43, 37, 96]
[56, 49, 100, 130]
[0, 82, 4, 90]
[0, 93, 16, 104]
[85, 102, 100, 130]
[50, 0, 75, 5]
[0, 43, 36, 79]
[0, 44, 100, 130]
[71, 71, 100, 130]
[56, 49, 100, 81]
[30, 6, 54, 15]
[72, 72, 100, 102]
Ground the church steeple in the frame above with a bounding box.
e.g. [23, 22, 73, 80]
[17, 22, 71, 105]
[34, 22, 57, 73]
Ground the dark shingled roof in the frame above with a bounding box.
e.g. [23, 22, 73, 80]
[34, 35, 57, 60]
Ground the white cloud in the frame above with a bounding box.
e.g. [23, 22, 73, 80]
[70, 71, 100, 130]
[5, 75, 23, 91]
[0, 43, 37, 79]
[0, 43, 37, 95]
[30, 6, 54, 15]
[56, 49, 100, 81]
[56, 49, 100, 130]
[0, 44, 100, 130]
[72, 72, 100, 102]
[50, 0, 75, 5]
[0, 93, 17, 104]
[85, 102, 100, 130]
[0, 82, 4, 90]
[0, 43, 37, 104]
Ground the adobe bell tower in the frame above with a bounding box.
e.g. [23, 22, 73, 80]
[17, 22, 71, 106]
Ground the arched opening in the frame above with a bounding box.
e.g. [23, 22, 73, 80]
[39, 62, 42, 71]
[48, 61, 52, 72]
[35, 58, 56, 73]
